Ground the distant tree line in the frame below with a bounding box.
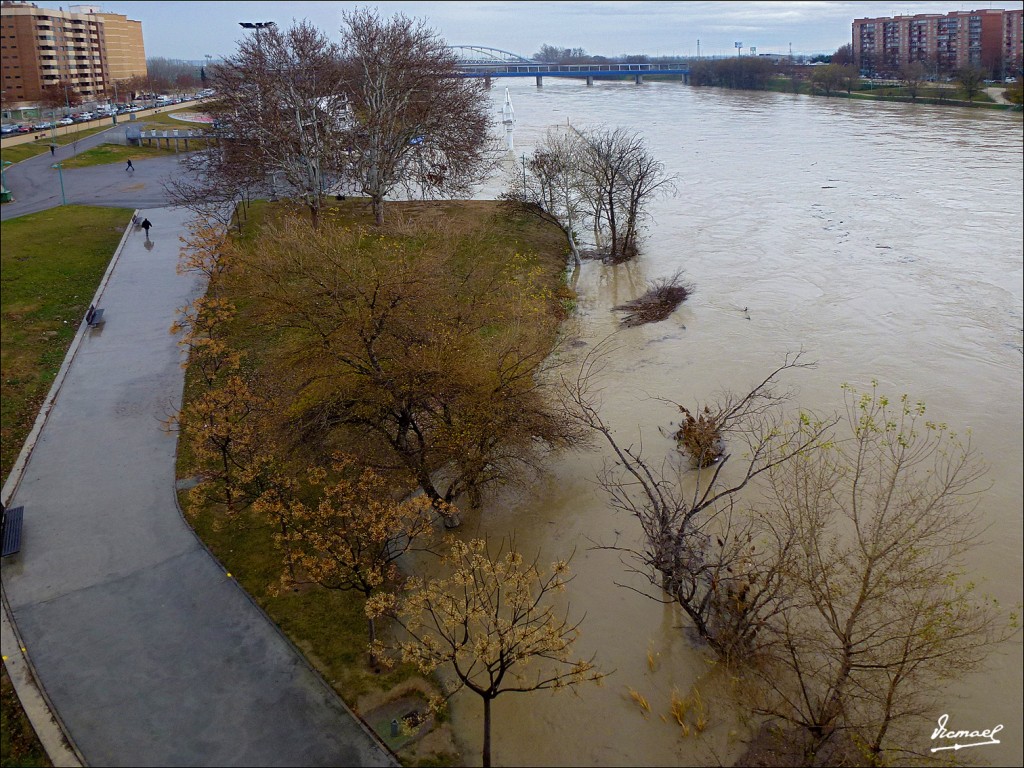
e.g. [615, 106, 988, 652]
[690, 57, 776, 89]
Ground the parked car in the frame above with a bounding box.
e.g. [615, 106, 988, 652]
[33, 121, 54, 130]
[16, 124, 32, 133]
[57, 117, 74, 126]
[1, 124, 20, 135]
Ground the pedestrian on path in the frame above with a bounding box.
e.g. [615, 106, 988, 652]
[141, 217, 152, 239]
[126, 159, 134, 172]
[50, 144, 56, 156]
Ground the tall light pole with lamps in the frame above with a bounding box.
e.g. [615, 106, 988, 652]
[239, 22, 276, 197]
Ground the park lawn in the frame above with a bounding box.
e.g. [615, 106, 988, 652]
[61, 142, 185, 169]
[139, 109, 209, 130]
[0, 205, 132, 480]
[0, 126, 111, 165]
[176, 198, 570, 761]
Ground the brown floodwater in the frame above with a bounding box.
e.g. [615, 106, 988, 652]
[429, 79, 1023, 766]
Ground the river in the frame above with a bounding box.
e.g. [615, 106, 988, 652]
[438, 79, 1023, 766]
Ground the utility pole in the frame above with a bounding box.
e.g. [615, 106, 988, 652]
[697, 39, 700, 59]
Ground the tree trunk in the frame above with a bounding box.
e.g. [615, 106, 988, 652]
[482, 695, 492, 768]
[372, 196, 385, 226]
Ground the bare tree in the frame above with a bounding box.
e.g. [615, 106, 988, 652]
[955, 66, 986, 102]
[502, 127, 588, 267]
[504, 125, 675, 264]
[368, 537, 607, 767]
[832, 44, 855, 66]
[337, 9, 499, 225]
[564, 346, 834, 660]
[207, 20, 350, 227]
[749, 384, 1015, 766]
[39, 80, 81, 120]
[577, 126, 676, 262]
[900, 61, 927, 100]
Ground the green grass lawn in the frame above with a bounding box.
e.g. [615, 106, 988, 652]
[0, 205, 132, 479]
[60, 141, 197, 169]
[764, 77, 1001, 106]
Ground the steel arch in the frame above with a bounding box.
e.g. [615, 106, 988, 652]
[449, 45, 533, 65]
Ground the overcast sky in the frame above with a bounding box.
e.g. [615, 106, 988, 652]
[89, 1, 1024, 60]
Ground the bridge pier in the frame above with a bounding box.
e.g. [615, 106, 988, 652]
[635, 74, 644, 85]
[536, 75, 543, 87]
[484, 75, 492, 88]
[586, 76, 594, 86]
[682, 72, 690, 85]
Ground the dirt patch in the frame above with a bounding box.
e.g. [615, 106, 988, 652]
[613, 270, 694, 327]
[358, 678, 461, 765]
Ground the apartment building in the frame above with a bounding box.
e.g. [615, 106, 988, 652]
[853, 8, 1021, 77]
[92, 8, 145, 82]
[0, 1, 145, 108]
[1005, 8, 1024, 74]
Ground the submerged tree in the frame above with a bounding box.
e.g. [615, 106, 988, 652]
[565, 347, 832, 660]
[368, 537, 607, 767]
[338, 9, 498, 225]
[749, 384, 1015, 766]
[504, 125, 675, 263]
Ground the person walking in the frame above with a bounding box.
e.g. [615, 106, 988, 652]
[126, 159, 134, 172]
[50, 144, 56, 156]
[140, 217, 152, 239]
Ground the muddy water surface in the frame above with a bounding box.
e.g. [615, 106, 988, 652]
[440, 80, 1023, 766]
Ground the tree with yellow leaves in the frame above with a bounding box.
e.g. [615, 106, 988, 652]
[261, 455, 439, 653]
[176, 215, 231, 280]
[368, 538, 607, 767]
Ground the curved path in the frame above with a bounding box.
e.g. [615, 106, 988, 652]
[2, 138, 395, 766]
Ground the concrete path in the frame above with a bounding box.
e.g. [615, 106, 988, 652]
[1, 206, 395, 766]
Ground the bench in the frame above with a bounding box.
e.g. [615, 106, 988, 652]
[1, 505, 24, 557]
[85, 305, 105, 327]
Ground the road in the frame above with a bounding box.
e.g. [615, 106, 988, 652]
[1, 124, 187, 221]
[1, 128, 397, 766]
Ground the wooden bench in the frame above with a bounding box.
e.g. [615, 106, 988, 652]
[1, 505, 24, 557]
[85, 304, 105, 327]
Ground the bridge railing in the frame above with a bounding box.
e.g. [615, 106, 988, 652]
[455, 62, 689, 74]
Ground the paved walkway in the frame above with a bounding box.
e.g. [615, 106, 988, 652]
[1, 206, 395, 766]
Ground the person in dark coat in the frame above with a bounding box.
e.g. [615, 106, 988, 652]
[141, 217, 152, 238]
[126, 159, 134, 172]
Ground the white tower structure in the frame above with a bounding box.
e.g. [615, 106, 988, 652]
[501, 88, 515, 153]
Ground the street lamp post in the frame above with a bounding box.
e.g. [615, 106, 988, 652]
[239, 20, 276, 43]
[240, 22, 276, 199]
[1, 159, 12, 190]
[51, 162, 66, 206]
